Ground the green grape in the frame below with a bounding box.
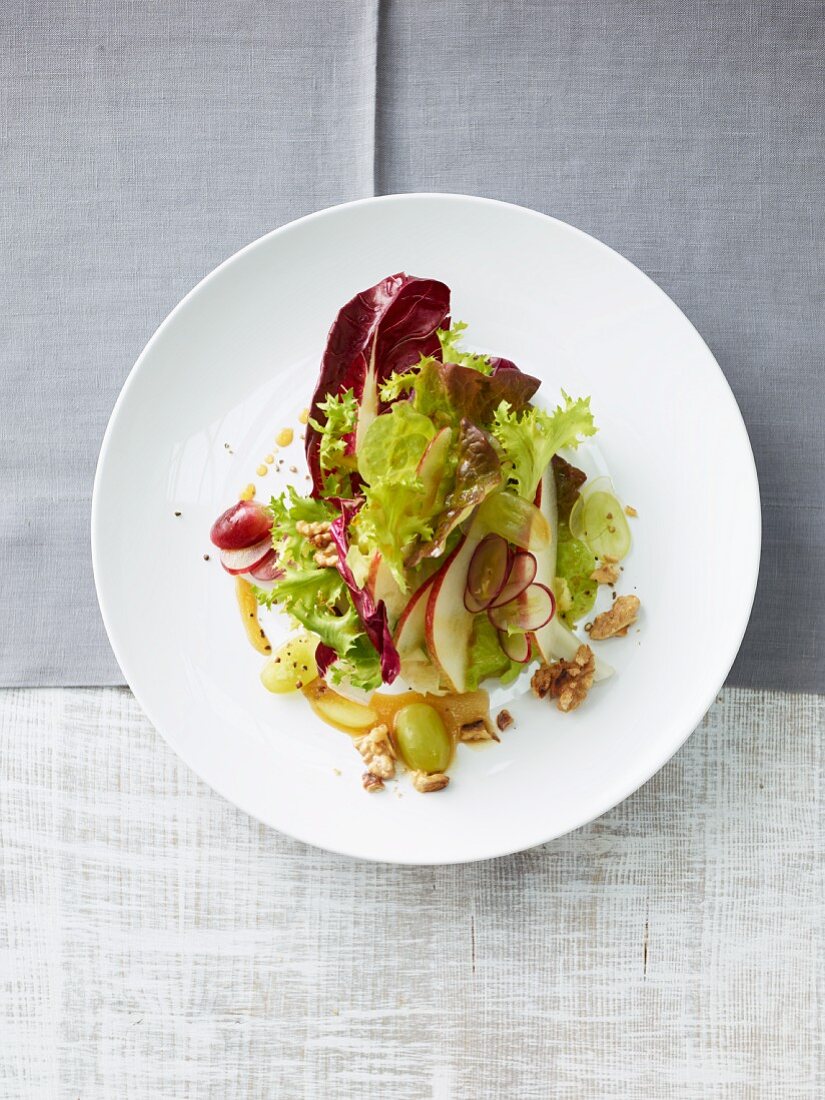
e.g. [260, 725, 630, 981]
[260, 634, 318, 693]
[394, 704, 452, 774]
[580, 491, 631, 560]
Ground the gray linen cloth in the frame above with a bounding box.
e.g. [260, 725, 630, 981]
[2, 0, 823, 690]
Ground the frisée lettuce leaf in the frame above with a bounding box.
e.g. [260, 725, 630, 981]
[492, 391, 597, 500]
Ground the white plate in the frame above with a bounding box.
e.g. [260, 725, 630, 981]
[92, 194, 760, 864]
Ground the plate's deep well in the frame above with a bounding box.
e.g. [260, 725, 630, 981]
[92, 195, 760, 863]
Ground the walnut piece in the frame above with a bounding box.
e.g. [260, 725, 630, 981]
[411, 771, 450, 793]
[495, 709, 514, 732]
[590, 560, 620, 585]
[589, 594, 640, 639]
[531, 644, 596, 712]
[354, 724, 396, 780]
[313, 547, 339, 568]
[361, 772, 384, 793]
[459, 718, 499, 743]
[296, 520, 338, 566]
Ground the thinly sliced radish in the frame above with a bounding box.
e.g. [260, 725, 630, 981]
[464, 535, 510, 612]
[489, 551, 537, 608]
[210, 500, 272, 550]
[488, 583, 555, 633]
[219, 537, 273, 575]
[499, 630, 531, 663]
[249, 548, 283, 581]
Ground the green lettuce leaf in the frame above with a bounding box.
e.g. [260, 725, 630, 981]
[466, 614, 523, 690]
[307, 389, 358, 496]
[357, 402, 435, 485]
[555, 521, 597, 627]
[257, 488, 383, 691]
[437, 321, 495, 374]
[353, 403, 438, 588]
[492, 392, 597, 500]
[328, 636, 384, 693]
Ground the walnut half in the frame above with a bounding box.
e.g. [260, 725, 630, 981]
[354, 724, 396, 780]
[411, 772, 450, 793]
[589, 594, 640, 639]
[531, 644, 595, 712]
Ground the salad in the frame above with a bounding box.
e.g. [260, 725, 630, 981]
[209, 274, 639, 793]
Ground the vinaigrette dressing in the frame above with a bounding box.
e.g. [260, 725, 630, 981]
[235, 577, 271, 655]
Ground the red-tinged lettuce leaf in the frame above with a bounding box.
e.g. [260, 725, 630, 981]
[407, 358, 540, 428]
[328, 499, 400, 684]
[552, 455, 587, 521]
[406, 419, 503, 567]
[489, 357, 519, 373]
[306, 274, 451, 494]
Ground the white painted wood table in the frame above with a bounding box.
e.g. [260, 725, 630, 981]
[1, 687, 822, 1098]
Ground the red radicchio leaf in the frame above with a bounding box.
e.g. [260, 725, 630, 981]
[315, 643, 338, 678]
[326, 499, 400, 684]
[306, 274, 451, 494]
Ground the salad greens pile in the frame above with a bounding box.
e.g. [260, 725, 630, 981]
[250, 273, 610, 694]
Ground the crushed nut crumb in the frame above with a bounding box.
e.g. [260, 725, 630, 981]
[589, 594, 640, 639]
[354, 724, 396, 779]
[625, 505, 638, 517]
[362, 772, 384, 793]
[459, 718, 498, 743]
[531, 644, 595, 712]
[590, 560, 621, 585]
[411, 771, 450, 793]
[496, 709, 514, 732]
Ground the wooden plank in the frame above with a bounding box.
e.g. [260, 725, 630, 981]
[0, 687, 821, 1098]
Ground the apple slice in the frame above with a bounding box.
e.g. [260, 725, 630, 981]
[418, 427, 452, 513]
[366, 553, 407, 627]
[394, 575, 434, 658]
[425, 529, 482, 693]
[219, 537, 272, 575]
[476, 492, 550, 551]
[210, 500, 272, 550]
[532, 465, 613, 681]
